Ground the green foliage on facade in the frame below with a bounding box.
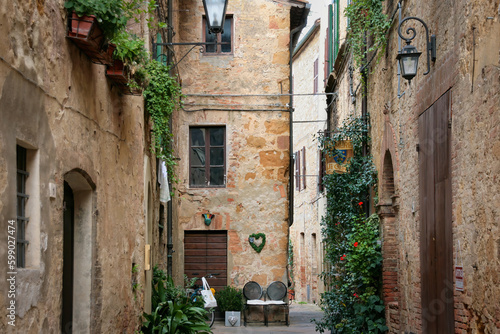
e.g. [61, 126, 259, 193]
[143, 61, 182, 183]
[315, 115, 386, 333]
[344, 0, 391, 70]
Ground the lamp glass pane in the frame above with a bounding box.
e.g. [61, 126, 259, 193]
[401, 56, 418, 77]
[204, 0, 226, 30]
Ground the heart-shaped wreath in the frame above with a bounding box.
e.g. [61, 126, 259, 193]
[248, 233, 266, 253]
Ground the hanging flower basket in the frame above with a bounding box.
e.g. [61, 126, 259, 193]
[66, 12, 114, 65]
[106, 60, 142, 95]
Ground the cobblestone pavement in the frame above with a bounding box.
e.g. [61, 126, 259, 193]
[211, 303, 325, 333]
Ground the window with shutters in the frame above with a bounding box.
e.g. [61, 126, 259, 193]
[190, 126, 226, 187]
[295, 147, 307, 191]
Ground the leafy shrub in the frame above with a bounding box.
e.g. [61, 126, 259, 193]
[314, 115, 387, 333]
[141, 266, 211, 334]
[214, 286, 244, 313]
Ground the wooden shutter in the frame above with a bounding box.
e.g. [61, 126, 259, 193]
[319, 150, 325, 192]
[295, 151, 300, 190]
[313, 58, 319, 94]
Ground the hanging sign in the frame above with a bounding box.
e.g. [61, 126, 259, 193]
[326, 140, 354, 174]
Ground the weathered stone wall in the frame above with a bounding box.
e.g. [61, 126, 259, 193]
[291, 20, 327, 304]
[366, 0, 500, 332]
[0, 1, 154, 332]
[170, 0, 299, 293]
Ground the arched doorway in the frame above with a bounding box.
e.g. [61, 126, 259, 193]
[378, 150, 400, 332]
[62, 170, 95, 334]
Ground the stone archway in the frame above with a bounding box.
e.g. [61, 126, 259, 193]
[377, 118, 401, 333]
[378, 150, 400, 333]
[62, 170, 95, 334]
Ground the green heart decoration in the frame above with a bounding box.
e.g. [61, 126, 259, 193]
[248, 233, 266, 253]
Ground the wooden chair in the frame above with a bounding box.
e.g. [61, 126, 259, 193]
[264, 281, 289, 326]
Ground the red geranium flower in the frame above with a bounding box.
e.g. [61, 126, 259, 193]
[340, 254, 346, 261]
[354, 242, 358, 247]
[353, 293, 359, 298]
[358, 201, 363, 206]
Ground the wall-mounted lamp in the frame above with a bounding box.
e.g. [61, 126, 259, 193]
[203, 0, 229, 34]
[202, 213, 215, 226]
[396, 17, 437, 82]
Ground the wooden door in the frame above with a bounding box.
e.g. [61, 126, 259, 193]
[418, 90, 454, 333]
[184, 231, 227, 291]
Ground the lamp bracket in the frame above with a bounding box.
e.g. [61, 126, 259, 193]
[397, 16, 437, 75]
[152, 40, 229, 68]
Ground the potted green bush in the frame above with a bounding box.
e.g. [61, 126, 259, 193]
[106, 31, 149, 94]
[215, 286, 244, 327]
[64, 0, 128, 64]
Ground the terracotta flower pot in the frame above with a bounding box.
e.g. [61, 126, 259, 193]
[106, 60, 142, 95]
[67, 12, 113, 65]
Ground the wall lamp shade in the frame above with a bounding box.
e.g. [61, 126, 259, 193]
[203, 0, 228, 34]
[396, 16, 436, 82]
[397, 44, 422, 81]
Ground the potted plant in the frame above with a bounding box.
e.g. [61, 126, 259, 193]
[64, 0, 128, 64]
[106, 31, 148, 94]
[215, 286, 244, 327]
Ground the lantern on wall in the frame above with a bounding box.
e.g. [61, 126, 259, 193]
[396, 16, 436, 83]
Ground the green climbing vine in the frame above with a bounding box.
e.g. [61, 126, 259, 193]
[344, 0, 391, 70]
[143, 60, 183, 184]
[314, 115, 386, 333]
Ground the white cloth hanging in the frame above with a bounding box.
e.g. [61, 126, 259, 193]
[158, 159, 171, 203]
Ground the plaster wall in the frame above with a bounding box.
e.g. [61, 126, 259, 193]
[291, 21, 327, 304]
[0, 1, 154, 332]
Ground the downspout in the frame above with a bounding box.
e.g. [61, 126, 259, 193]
[166, 0, 174, 277]
[361, 32, 370, 217]
[289, 4, 310, 228]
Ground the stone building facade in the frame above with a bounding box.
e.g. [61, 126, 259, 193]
[0, 1, 162, 332]
[290, 18, 327, 304]
[325, 0, 500, 332]
[167, 0, 310, 301]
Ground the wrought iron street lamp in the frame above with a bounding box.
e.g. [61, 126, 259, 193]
[397, 16, 436, 82]
[203, 0, 228, 34]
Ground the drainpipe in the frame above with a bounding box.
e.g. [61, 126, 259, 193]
[361, 33, 370, 218]
[289, 4, 310, 229]
[166, 0, 174, 278]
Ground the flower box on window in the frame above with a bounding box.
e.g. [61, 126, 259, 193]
[66, 12, 114, 65]
[106, 60, 142, 95]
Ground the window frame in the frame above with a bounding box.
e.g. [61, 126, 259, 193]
[16, 145, 29, 268]
[202, 14, 234, 56]
[189, 126, 226, 188]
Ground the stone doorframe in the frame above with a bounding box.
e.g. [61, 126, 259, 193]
[63, 169, 97, 334]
